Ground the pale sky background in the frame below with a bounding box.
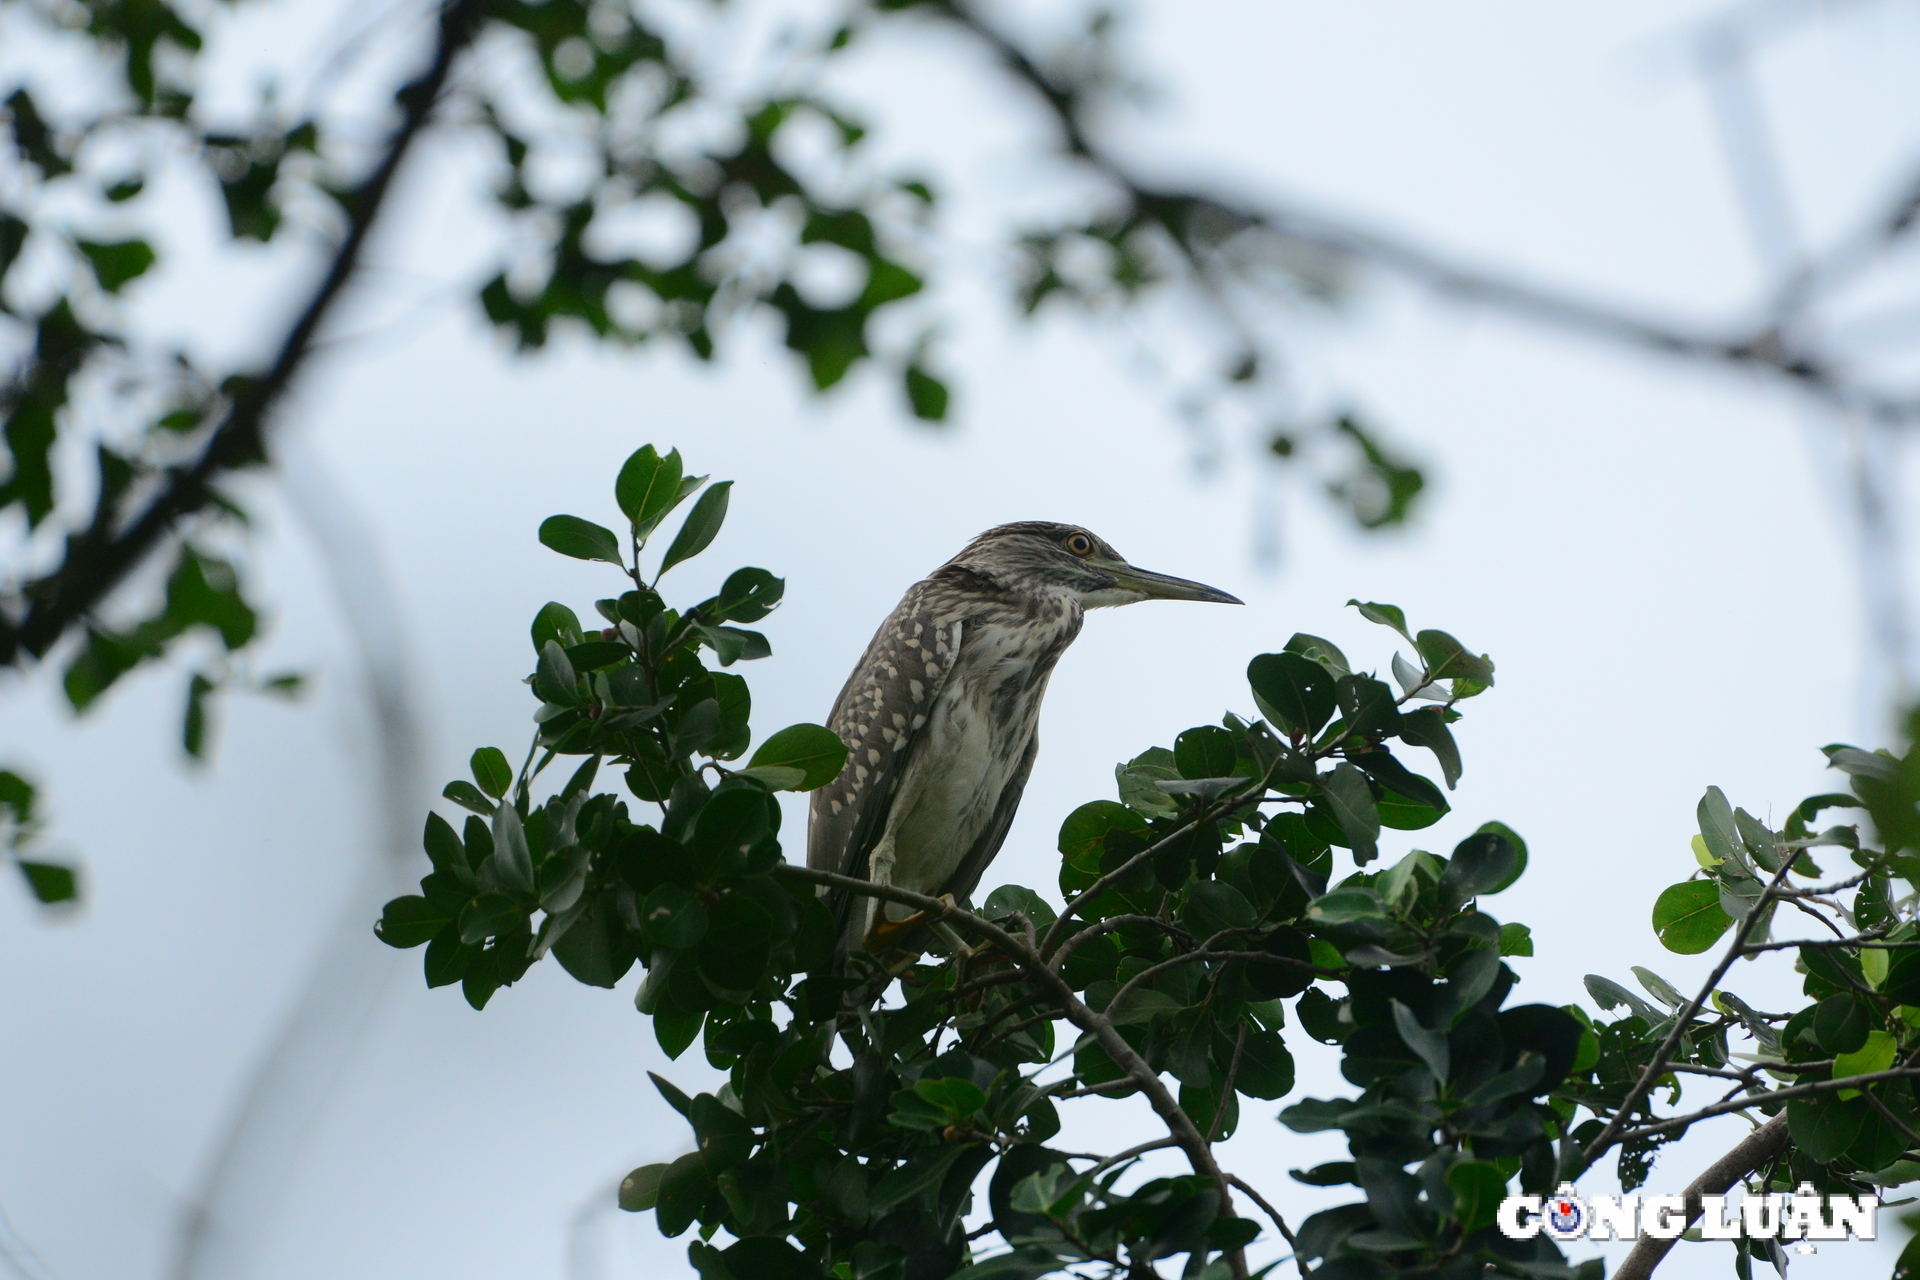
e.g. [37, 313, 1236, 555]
[5, 2, 1920, 1279]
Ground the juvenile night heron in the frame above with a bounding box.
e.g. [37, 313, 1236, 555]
[807, 521, 1241, 948]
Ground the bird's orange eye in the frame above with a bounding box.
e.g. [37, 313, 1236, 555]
[1064, 533, 1093, 556]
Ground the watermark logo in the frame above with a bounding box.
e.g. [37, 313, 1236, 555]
[1498, 1183, 1878, 1253]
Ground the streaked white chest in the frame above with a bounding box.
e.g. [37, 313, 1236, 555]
[883, 609, 1079, 895]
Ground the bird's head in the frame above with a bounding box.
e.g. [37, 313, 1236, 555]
[946, 522, 1243, 609]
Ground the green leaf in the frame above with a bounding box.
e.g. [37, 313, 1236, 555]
[1413, 630, 1493, 686]
[1397, 707, 1461, 789]
[77, 238, 156, 292]
[1283, 633, 1351, 678]
[470, 747, 513, 800]
[905, 363, 948, 421]
[619, 1162, 668, 1212]
[531, 601, 584, 653]
[1316, 763, 1379, 864]
[376, 895, 453, 948]
[1183, 881, 1256, 937]
[1247, 652, 1335, 737]
[615, 445, 684, 534]
[731, 765, 806, 789]
[1391, 1000, 1449, 1081]
[1445, 1161, 1508, 1232]
[983, 884, 1057, 931]
[704, 567, 785, 624]
[1498, 923, 1533, 956]
[747, 724, 847, 791]
[1788, 1094, 1867, 1164]
[538, 514, 624, 565]
[658, 481, 732, 577]
[697, 625, 771, 666]
[1696, 787, 1743, 869]
[1350, 750, 1447, 814]
[18, 861, 77, 904]
[534, 640, 578, 705]
[653, 1150, 712, 1234]
[644, 884, 709, 949]
[1438, 830, 1520, 906]
[913, 1076, 986, 1118]
[183, 671, 214, 760]
[1834, 1029, 1897, 1083]
[1233, 1030, 1295, 1099]
[457, 892, 524, 945]
[1824, 745, 1900, 783]
[442, 780, 496, 816]
[1475, 821, 1528, 892]
[1346, 599, 1412, 642]
[1814, 995, 1871, 1056]
[490, 802, 535, 894]
[1650, 881, 1732, 954]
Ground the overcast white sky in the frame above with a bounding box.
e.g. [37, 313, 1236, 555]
[5, 2, 1920, 1279]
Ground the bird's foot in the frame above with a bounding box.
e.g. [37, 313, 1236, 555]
[863, 894, 956, 960]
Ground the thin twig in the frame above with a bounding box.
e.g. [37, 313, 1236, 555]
[1612, 1066, 1920, 1142]
[1581, 859, 1795, 1167]
[1226, 1174, 1300, 1257]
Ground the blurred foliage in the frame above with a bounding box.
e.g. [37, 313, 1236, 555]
[1, 0, 1424, 904]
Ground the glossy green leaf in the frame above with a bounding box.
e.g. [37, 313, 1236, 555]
[1446, 1161, 1508, 1232]
[442, 780, 495, 816]
[1413, 629, 1493, 685]
[1650, 881, 1732, 954]
[615, 445, 684, 533]
[1316, 763, 1378, 864]
[531, 601, 584, 653]
[1397, 707, 1461, 789]
[375, 895, 454, 948]
[458, 892, 526, 945]
[746, 723, 846, 791]
[1247, 652, 1335, 737]
[1346, 599, 1412, 642]
[657, 481, 732, 577]
[538, 514, 624, 565]
[619, 1162, 668, 1212]
[470, 747, 513, 799]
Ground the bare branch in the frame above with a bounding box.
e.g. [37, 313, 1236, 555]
[1612, 1115, 1790, 1280]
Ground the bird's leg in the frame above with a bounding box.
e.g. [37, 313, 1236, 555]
[860, 836, 898, 942]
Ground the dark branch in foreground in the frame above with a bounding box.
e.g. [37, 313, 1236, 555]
[0, 0, 486, 666]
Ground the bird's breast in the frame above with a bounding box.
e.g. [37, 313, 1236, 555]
[881, 611, 1080, 896]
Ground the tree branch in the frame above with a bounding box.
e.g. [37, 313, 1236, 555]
[774, 862, 1251, 1279]
[1581, 860, 1795, 1167]
[1611, 1116, 1790, 1280]
[1611, 1066, 1920, 1143]
[1, 0, 487, 665]
[931, 0, 1920, 426]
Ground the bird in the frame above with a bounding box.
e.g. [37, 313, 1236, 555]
[806, 521, 1242, 950]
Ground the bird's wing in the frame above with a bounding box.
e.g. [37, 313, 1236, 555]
[808, 579, 968, 910]
[940, 731, 1039, 908]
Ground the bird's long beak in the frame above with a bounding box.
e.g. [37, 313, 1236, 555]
[1105, 562, 1243, 605]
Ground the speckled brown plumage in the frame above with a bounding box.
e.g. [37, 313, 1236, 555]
[806, 521, 1240, 945]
